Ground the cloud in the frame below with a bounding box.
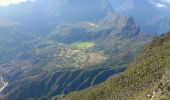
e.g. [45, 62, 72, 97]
[155, 2, 167, 8]
[0, 0, 35, 6]
[149, 0, 170, 8]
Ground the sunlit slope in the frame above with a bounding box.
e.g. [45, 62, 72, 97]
[64, 32, 170, 100]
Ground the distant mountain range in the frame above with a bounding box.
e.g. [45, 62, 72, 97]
[0, 0, 170, 35]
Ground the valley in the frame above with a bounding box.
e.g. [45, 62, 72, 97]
[0, 11, 150, 100]
[0, 0, 169, 100]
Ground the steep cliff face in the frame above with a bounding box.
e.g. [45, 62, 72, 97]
[110, 0, 170, 35]
[64, 32, 170, 100]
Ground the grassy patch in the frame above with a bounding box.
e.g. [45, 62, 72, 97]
[0, 82, 3, 88]
[71, 42, 95, 49]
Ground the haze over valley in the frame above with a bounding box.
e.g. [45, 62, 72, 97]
[0, 0, 170, 100]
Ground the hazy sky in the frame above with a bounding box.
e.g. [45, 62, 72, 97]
[0, 0, 35, 6]
[0, 0, 170, 8]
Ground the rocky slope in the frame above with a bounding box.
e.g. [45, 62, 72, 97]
[64, 31, 170, 100]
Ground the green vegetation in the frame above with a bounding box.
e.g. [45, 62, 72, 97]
[71, 42, 95, 49]
[63, 32, 170, 100]
[0, 82, 3, 89]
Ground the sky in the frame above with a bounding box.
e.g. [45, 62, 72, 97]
[0, 0, 170, 8]
[0, 0, 35, 6]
